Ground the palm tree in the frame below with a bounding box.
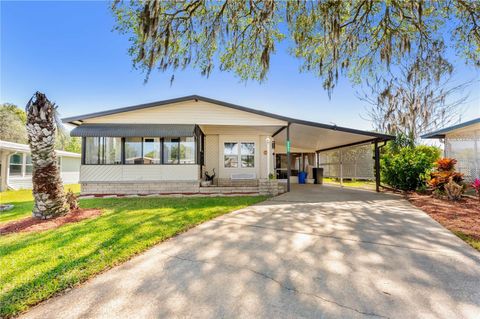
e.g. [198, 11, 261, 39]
[26, 92, 69, 219]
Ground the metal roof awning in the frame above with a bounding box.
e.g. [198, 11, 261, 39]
[273, 122, 393, 152]
[70, 124, 197, 137]
[421, 118, 480, 139]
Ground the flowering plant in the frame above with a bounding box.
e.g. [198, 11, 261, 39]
[472, 178, 480, 200]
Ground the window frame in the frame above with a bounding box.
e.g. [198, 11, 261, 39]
[81, 127, 204, 166]
[223, 141, 256, 169]
[9, 153, 23, 177]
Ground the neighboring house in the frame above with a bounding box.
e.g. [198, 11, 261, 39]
[0, 140, 81, 191]
[422, 118, 480, 182]
[63, 95, 393, 195]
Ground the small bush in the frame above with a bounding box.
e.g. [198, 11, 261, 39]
[428, 157, 464, 192]
[381, 144, 441, 191]
[434, 158, 457, 171]
[65, 189, 79, 210]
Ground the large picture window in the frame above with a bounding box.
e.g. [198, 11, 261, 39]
[104, 138, 122, 164]
[86, 137, 122, 165]
[85, 137, 100, 164]
[125, 137, 142, 164]
[180, 137, 195, 164]
[83, 133, 203, 165]
[163, 138, 179, 164]
[143, 138, 161, 164]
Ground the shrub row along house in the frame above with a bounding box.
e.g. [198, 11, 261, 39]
[63, 95, 393, 195]
[422, 118, 480, 182]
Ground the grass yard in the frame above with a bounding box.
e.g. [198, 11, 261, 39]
[0, 192, 265, 318]
[0, 184, 81, 224]
[323, 177, 376, 190]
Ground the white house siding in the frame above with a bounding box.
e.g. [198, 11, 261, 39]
[61, 172, 80, 184]
[3, 153, 80, 190]
[204, 135, 219, 179]
[83, 100, 287, 127]
[80, 165, 200, 182]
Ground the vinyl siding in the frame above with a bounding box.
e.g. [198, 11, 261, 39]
[79, 165, 200, 182]
[8, 172, 80, 190]
[83, 100, 287, 126]
[204, 135, 219, 178]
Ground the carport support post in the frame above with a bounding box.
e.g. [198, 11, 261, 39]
[286, 123, 291, 192]
[374, 140, 380, 192]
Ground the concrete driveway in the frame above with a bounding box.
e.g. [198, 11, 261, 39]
[22, 185, 480, 319]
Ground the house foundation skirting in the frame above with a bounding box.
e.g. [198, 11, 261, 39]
[81, 181, 200, 195]
[80, 179, 284, 197]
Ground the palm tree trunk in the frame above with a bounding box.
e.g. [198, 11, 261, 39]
[26, 92, 69, 219]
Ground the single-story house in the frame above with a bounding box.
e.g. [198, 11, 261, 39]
[0, 140, 81, 191]
[422, 118, 480, 182]
[63, 95, 393, 195]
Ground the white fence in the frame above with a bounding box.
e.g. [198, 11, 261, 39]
[318, 143, 375, 180]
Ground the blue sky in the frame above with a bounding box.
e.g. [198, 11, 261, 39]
[1, 1, 479, 131]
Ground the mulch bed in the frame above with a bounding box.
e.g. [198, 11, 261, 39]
[0, 209, 102, 235]
[406, 193, 480, 240]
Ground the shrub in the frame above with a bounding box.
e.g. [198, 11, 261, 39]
[381, 144, 441, 191]
[428, 157, 464, 192]
[65, 189, 79, 210]
[434, 158, 457, 171]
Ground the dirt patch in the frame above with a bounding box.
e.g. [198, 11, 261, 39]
[407, 193, 480, 240]
[0, 209, 102, 235]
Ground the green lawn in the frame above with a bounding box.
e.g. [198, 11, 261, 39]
[455, 232, 480, 252]
[323, 177, 376, 189]
[0, 184, 81, 224]
[0, 192, 265, 318]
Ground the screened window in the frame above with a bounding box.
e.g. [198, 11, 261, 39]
[85, 137, 122, 164]
[125, 138, 142, 164]
[224, 143, 239, 168]
[25, 154, 33, 175]
[164, 138, 180, 164]
[82, 134, 202, 165]
[180, 137, 195, 164]
[104, 138, 122, 164]
[85, 137, 100, 164]
[241, 143, 255, 167]
[143, 138, 161, 164]
[9, 154, 22, 176]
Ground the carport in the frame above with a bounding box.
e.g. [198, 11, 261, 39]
[271, 120, 393, 192]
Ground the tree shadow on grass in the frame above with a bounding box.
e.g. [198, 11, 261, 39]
[1, 196, 263, 317]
